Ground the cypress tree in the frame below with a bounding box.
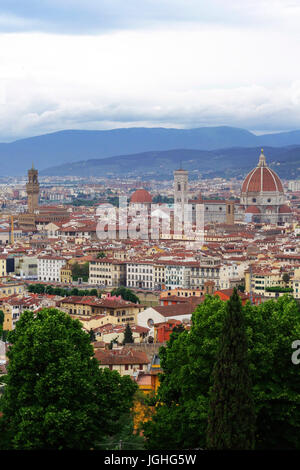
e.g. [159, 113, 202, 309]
[206, 288, 256, 449]
[123, 323, 134, 345]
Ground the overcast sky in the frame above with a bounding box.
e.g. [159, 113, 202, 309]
[0, 0, 300, 141]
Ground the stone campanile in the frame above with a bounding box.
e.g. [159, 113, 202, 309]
[174, 168, 188, 209]
[26, 163, 39, 213]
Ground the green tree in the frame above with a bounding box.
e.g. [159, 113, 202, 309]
[71, 262, 89, 282]
[97, 252, 106, 259]
[108, 337, 119, 350]
[143, 294, 300, 450]
[36, 284, 46, 294]
[53, 287, 64, 296]
[0, 309, 5, 341]
[152, 195, 174, 204]
[45, 285, 54, 295]
[123, 323, 134, 345]
[206, 289, 256, 449]
[98, 412, 145, 450]
[0, 308, 137, 450]
[70, 287, 79, 296]
[89, 328, 96, 342]
[111, 286, 140, 304]
[282, 273, 290, 285]
[1, 330, 9, 342]
[0, 309, 4, 333]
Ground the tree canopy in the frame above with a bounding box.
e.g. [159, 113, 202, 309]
[71, 262, 89, 282]
[206, 289, 256, 449]
[111, 286, 140, 304]
[143, 294, 300, 450]
[27, 284, 100, 298]
[0, 308, 137, 450]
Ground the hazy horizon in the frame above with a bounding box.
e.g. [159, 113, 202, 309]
[0, 125, 296, 144]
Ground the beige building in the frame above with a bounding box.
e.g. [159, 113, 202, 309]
[0, 256, 7, 277]
[2, 296, 39, 330]
[89, 258, 126, 287]
[59, 296, 145, 324]
[0, 281, 26, 298]
[60, 263, 72, 284]
[245, 266, 293, 296]
[94, 348, 149, 377]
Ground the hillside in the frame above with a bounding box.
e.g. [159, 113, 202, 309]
[41, 146, 300, 180]
[2, 126, 300, 175]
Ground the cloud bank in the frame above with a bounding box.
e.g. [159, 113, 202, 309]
[0, 1, 300, 140]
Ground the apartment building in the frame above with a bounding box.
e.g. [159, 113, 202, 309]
[58, 296, 145, 324]
[37, 256, 67, 282]
[89, 258, 126, 287]
[126, 262, 154, 290]
[2, 296, 40, 330]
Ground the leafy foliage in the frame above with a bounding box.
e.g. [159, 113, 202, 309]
[265, 286, 293, 293]
[206, 289, 256, 449]
[111, 286, 140, 304]
[0, 308, 137, 450]
[27, 284, 99, 297]
[71, 262, 89, 282]
[143, 294, 300, 450]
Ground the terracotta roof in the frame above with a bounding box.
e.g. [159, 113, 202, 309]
[130, 189, 152, 204]
[153, 303, 199, 317]
[242, 167, 283, 193]
[279, 205, 292, 213]
[95, 348, 149, 365]
[245, 205, 261, 214]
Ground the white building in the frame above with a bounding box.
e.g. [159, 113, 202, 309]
[288, 180, 300, 192]
[165, 263, 191, 289]
[219, 262, 245, 290]
[137, 304, 194, 339]
[126, 262, 154, 290]
[37, 255, 66, 282]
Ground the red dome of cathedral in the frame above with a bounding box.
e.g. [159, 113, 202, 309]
[241, 150, 283, 194]
[130, 189, 152, 204]
[241, 165, 283, 193]
[239, 150, 292, 224]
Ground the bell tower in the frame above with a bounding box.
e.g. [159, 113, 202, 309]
[174, 168, 188, 209]
[26, 163, 39, 213]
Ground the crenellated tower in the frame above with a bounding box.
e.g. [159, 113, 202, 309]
[26, 163, 39, 213]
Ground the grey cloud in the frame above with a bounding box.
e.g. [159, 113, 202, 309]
[1, 90, 300, 142]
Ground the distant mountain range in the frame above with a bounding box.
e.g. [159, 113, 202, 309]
[41, 146, 300, 180]
[1, 126, 300, 176]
